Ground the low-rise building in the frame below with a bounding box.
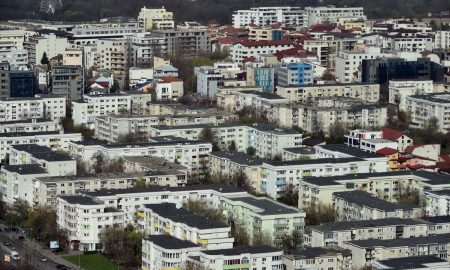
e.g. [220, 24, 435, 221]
[143, 203, 234, 249]
[283, 247, 352, 270]
[230, 40, 294, 63]
[0, 95, 66, 122]
[282, 147, 316, 161]
[308, 218, 429, 248]
[141, 235, 201, 270]
[346, 234, 450, 269]
[190, 246, 284, 270]
[406, 93, 450, 133]
[333, 191, 423, 221]
[155, 77, 183, 101]
[56, 195, 125, 251]
[373, 256, 450, 270]
[0, 118, 61, 133]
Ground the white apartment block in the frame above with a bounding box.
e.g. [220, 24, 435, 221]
[33, 173, 146, 207]
[389, 80, 435, 111]
[0, 164, 51, 205]
[190, 246, 284, 270]
[234, 90, 289, 114]
[0, 118, 61, 133]
[220, 195, 305, 247]
[94, 113, 237, 143]
[155, 77, 183, 101]
[0, 95, 67, 122]
[0, 48, 28, 70]
[230, 40, 294, 63]
[143, 203, 234, 250]
[297, 171, 450, 209]
[137, 7, 175, 30]
[346, 234, 450, 269]
[424, 190, 450, 217]
[97, 39, 129, 75]
[56, 195, 125, 251]
[335, 47, 393, 83]
[70, 22, 144, 46]
[131, 33, 166, 66]
[305, 6, 366, 26]
[147, 123, 302, 159]
[0, 30, 34, 50]
[142, 235, 201, 270]
[232, 7, 307, 28]
[72, 94, 132, 129]
[260, 154, 387, 199]
[9, 144, 76, 176]
[406, 93, 450, 133]
[0, 131, 82, 163]
[24, 34, 70, 65]
[283, 247, 352, 270]
[307, 218, 429, 248]
[345, 130, 398, 153]
[435, 31, 450, 50]
[333, 191, 423, 221]
[68, 139, 212, 173]
[196, 66, 223, 100]
[384, 35, 433, 52]
[63, 48, 83, 66]
[277, 83, 380, 103]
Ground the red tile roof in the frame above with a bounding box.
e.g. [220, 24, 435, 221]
[242, 56, 257, 63]
[274, 47, 316, 61]
[404, 145, 424, 154]
[159, 77, 182, 83]
[376, 147, 398, 156]
[382, 128, 405, 141]
[239, 39, 293, 48]
[309, 23, 336, 32]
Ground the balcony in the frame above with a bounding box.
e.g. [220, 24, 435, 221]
[223, 264, 250, 270]
[197, 238, 208, 245]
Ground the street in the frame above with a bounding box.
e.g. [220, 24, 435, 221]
[0, 227, 73, 270]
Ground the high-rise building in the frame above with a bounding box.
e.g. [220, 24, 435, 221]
[9, 70, 39, 98]
[51, 65, 84, 100]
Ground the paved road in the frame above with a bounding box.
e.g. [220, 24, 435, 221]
[0, 228, 69, 270]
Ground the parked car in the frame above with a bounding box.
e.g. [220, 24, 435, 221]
[4, 241, 11, 246]
[18, 235, 25, 241]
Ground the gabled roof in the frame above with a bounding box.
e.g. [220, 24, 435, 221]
[404, 144, 424, 154]
[382, 128, 406, 141]
[274, 47, 316, 61]
[376, 147, 398, 156]
[239, 39, 293, 47]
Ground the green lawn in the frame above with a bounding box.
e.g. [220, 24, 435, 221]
[62, 253, 122, 270]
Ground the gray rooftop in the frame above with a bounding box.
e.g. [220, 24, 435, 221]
[375, 256, 448, 269]
[311, 218, 429, 233]
[283, 147, 316, 155]
[59, 195, 101, 205]
[2, 164, 48, 175]
[228, 196, 302, 215]
[285, 247, 352, 259]
[209, 151, 266, 166]
[333, 190, 420, 212]
[201, 245, 281, 256]
[264, 157, 365, 167]
[348, 233, 450, 248]
[145, 235, 198, 249]
[317, 144, 381, 159]
[144, 203, 228, 230]
[123, 156, 188, 174]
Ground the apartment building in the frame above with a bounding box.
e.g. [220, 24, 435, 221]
[424, 190, 450, 217]
[155, 77, 183, 101]
[346, 234, 450, 269]
[0, 48, 28, 70]
[97, 39, 130, 76]
[0, 118, 61, 133]
[220, 195, 305, 247]
[234, 90, 289, 114]
[63, 48, 83, 66]
[297, 171, 450, 209]
[141, 235, 201, 270]
[277, 63, 313, 87]
[137, 7, 175, 30]
[196, 66, 224, 100]
[406, 93, 450, 133]
[274, 97, 387, 134]
[305, 6, 366, 26]
[307, 218, 429, 248]
[208, 151, 265, 193]
[123, 156, 188, 187]
[56, 195, 125, 251]
[283, 247, 352, 270]
[344, 129, 398, 153]
[68, 139, 212, 173]
[333, 191, 423, 221]
[335, 47, 393, 83]
[72, 94, 132, 129]
[51, 65, 84, 100]
[0, 30, 32, 50]
[0, 95, 66, 122]
[70, 22, 144, 46]
[33, 173, 149, 207]
[143, 203, 234, 249]
[152, 29, 211, 57]
[246, 62, 276, 93]
[0, 164, 51, 205]
[230, 40, 294, 63]
[190, 246, 284, 270]
[232, 7, 307, 28]
[0, 131, 82, 163]
[0, 62, 9, 99]
[9, 144, 76, 176]
[388, 80, 435, 111]
[373, 256, 450, 270]
[24, 34, 69, 64]
[435, 31, 450, 50]
[147, 123, 302, 159]
[384, 34, 433, 52]
[282, 147, 316, 161]
[94, 113, 237, 143]
[216, 87, 263, 111]
[131, 33, 167, 66]
[276, 83, 380, 103]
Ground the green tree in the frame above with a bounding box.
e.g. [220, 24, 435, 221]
[246, 147, 256, 156]
[40, 52, 49, 65]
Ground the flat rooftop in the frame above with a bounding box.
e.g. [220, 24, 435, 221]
[228, 196, 302, 215]
[36, 172, 146, 183]
[59, 195, 101, 205]
[2, 164, 48, 175]
[317, 144, 381, 159]
[264, 157, 365, 167]
[209, 151, 266, 166]
[333, 190, 419, 211]
[310, 218, 429, 233]
[283, 147, 316, 155]
[145, 235, 198, 250]
[201, 245, 280, 256]
[348, 233, 450, 248]
[286, 247, 352, 259]
[123, 156, 188, 174]
[375, 256, 448, 269]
